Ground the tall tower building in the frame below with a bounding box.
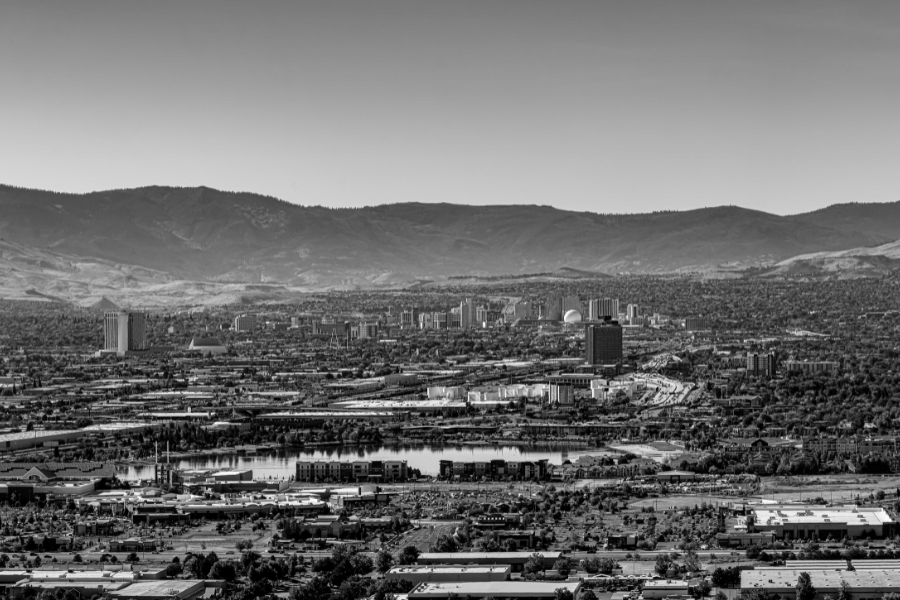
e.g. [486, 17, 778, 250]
[459, 298, 474, 329]
[627, 304, 640, 322]
[747, 352, 776, 378]
[103, 311, 120, 350]
[587, 299, 600, 321]
[562, 295, 582, 315]
[544, 293, 563, 320]
[586, 321, 623, 365]
[105, 310, 146, 355]
[597, 298, 619, 320]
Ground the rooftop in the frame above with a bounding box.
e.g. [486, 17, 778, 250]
[752, 504, 895, 527]
[409, 581, 580, 598]
[742, 570, 900, 590]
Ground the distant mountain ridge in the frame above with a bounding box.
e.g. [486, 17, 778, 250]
[1, 184, 899, 290]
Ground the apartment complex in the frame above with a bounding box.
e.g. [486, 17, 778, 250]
[295, 460, 408, 482]
[437, 458, 549, 481]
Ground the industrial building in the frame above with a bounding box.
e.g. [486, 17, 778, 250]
[417, 552, 562, 573]
[750, 504, 896, 540]
[385, 565, 511, 583]
[408, 581, 580, 600]
[741, 569, 900, 598]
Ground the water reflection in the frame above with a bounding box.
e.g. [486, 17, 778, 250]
[120, 444, 611, 479]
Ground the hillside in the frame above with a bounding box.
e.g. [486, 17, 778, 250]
[3, 185, 900, 285]
[766, 239, 900, 278]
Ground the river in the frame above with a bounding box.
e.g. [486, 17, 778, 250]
[119, 444, 615, 480]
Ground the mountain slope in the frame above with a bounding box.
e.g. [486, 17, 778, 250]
[1, 185, 899, 284]
[767, 238, 900, 278]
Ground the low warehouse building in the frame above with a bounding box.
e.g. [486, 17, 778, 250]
[751, 505, 896, 539]
[408, 581, 580, 600]
[642, 580, 691, 599]
[386, 565, 511, 583]
[741, 569, 900, 599]
[417, 552, 561, 573]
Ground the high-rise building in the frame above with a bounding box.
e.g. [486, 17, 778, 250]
[595, 298, 619, 321]
[400, 309, 416, 329]
[104, 310, 146, 355]
[356, 321, 379, 339]
[460, 299, 474, 329]
[550, 384, 575, 407]
[543, 294, 563, 320]
[587, 300, 600, 321]
[585, 321, 623, 365]
[747, 352, 777, 378]
[233, 314, 257, 332]
[627, 304, 640, 323]
[103, 311, 121, 350]
[562, 296, 581, 315]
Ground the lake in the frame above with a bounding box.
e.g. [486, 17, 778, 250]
[119, 444, 615, 480]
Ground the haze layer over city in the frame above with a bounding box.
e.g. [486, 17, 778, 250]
[2, 2, 900, 600]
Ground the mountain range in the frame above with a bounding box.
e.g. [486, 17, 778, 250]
[1, 184, 899, 305]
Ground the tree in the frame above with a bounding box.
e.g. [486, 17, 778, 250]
[524, 553, 545, 576]
[796, 572, 817, 600]
[682, 547, 702, 573]
[209, 560, 238, 582]
[554, 588, 573, 600]
[837, 581, 853, 600]
[430, 534, 458, 553]
[375, 549, 394, 575]
[72, 554, 82, 563]
[553, 558, 570, 578]
[397, 546, 420, 566]
[655, 554, 674, 576]
[581, 591, 598, 600]
[126, 552, 140, 563]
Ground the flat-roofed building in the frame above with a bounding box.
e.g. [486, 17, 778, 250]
[108, 580, 206, 600]
[417, 552, 561, 573]
[408, 581, 580, 600]
[386, 565, 511, 583]
[751, 504, 896, 540]
[642, 580, 690, 599]
[741, 569, 900, 598]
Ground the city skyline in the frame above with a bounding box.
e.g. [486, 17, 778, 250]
[3, 0, 900, 215]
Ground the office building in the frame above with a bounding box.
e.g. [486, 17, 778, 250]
[104, 310, 146, 354]
[585, 320, 623, 365]
[232, 314, 257, 332]
[747, 352, 777, 377]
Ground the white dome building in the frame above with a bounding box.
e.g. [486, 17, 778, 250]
[563, 309, 583, 324]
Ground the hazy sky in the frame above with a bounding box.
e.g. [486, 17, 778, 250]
[2, 0, 899, 214]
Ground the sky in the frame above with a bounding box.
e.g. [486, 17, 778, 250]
[2, 0, 899, 215]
